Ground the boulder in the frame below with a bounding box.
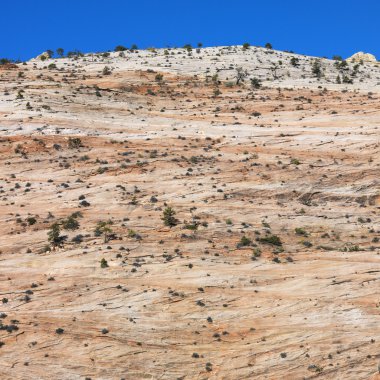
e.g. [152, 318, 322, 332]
[347, 51, 377, 64]
[34, 51, 51, 61]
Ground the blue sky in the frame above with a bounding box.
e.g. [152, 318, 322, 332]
[1, 0, 379, 61]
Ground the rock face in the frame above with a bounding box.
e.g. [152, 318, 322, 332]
[0, 46, 380, 380]
[347, 51, 377, 63]
[34, 51, 50, 61]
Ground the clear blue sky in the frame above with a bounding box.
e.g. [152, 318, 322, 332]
[1, 0, 379, 61]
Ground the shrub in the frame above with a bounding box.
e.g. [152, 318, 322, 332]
[68, 137, 83, 149]
[56, 48, 64, 57]
[128, 229, 137, 238]
[290, 57, 299, 67]
[237, 236, 252, 248]
[259, 234, 282, 246]
[213, 88, 221, 97]
[48, 222, 63, 247]
[67, 50, 83, 58]
[100, 258, 108, 268]
[334, 60, 348, 70]
[250, 77, 262, 89]
[295, 227, 307, 236]
[114, 45, 127, 52]
[184, 223, 198, 231]
[102, 66, 111, 75]
[26, 217, 37, 225]
[235, 67, 248, 85]
[71, 211, 83, 218]
[290, 158, 300, 165]
[342, 75, 353, 84]
[155, 73, 163, 82]
[62, 216, 79, 231]
[312, 60, 322, 78]
[72, 234, 83, 244]
[95, 221, 113, 243]
[0, 58, 12, 65]
[162, 207, 178, 227]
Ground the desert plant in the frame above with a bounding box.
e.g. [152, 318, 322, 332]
[56, 48, 64, 57]
[72, 234, 83, 244]
[62, 216, 79, 231]
[0, 58, 12, 65]
[114, 45, 127, 52]
[100, 258, 108, 268]
[334, 60, 348, 70]
[95, 221, 113, 243]
[342, 75, 353, 84]
[155, 73, 163, 82]
[162, 207, 178, 227]
[290, 57, 299, 67]
[250, 77, 262, 89]
[235, 67, 248, 85]
[290, 158, 300, 165]
[48, 222, 62, 248]
[68, 137, 83, 149]
[102, 66, 111, 76]
[295, 227, 308, 236]
[259, 234, 282, 246]
[312, 60, 322, 78]
[238, 236, 252, 248]
[26, 217, 37, 226]
[213, 88, 221, 97]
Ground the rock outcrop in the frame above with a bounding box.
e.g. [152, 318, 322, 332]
[347, 51, 377, 63]
[34, 51, 51, 61]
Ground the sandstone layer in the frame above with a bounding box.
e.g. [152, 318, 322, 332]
[0, 46, 379, 379]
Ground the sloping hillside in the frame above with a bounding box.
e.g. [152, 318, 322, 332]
[0, 46, 379, 380]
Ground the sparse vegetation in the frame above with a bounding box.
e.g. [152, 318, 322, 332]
[95, 221, 113, 243]
[0, 41, 378, 380]
[162, 207, 178, 227]
[47, 222, 63, 248]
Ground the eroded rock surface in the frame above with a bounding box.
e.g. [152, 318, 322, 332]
[347, 51, 377, 64]
[0, 46, 379, 379]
